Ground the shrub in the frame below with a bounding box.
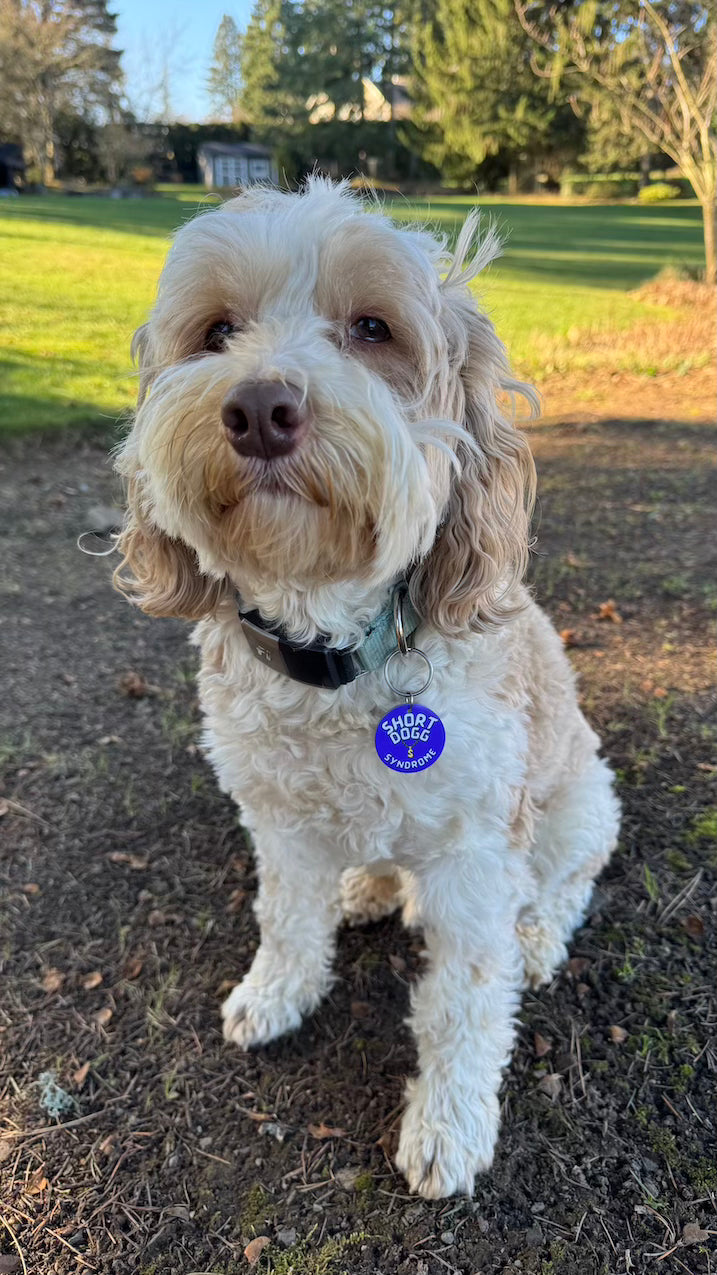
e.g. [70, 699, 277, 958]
[638, 182, 682, 203]
[561, 174, 638, 198]
[583, 179, 637, 199]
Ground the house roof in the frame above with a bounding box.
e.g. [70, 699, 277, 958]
[198, 142, 272, 160]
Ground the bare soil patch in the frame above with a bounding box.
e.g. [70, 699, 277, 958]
[1, 416, 715, 1275]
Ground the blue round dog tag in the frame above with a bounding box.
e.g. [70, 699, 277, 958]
[375, 703, 445, 773]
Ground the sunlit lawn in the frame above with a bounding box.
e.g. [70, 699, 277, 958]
[0, 190, 705, 434]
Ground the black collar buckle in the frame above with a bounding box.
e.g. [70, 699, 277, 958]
[239, 610, 360, 689]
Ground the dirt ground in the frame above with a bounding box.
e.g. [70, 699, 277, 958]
[1, 400, 716, 1275]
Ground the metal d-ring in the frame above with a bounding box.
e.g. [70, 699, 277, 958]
[384, 647, 434, 704]
[393, 588, 411, 656]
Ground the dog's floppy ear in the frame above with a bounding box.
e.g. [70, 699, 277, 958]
[411, 233, 537, 636]
[114, 326, 228, 620]
[131, 323, 156, 408]
[114, 479, 228, 621]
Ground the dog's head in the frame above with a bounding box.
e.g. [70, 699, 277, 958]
[115, 178, 536, 634]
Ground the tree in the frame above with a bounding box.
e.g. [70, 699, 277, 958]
[207, 14, 243, 121]
[0, 0, 122, 183]
[236, 0, 298, 135]
[516, 0, 717, 282]
[407, 0, 559, 188]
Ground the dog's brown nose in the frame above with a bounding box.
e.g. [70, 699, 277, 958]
[221, 381, 307, 460]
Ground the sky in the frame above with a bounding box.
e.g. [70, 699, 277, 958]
[115, 0, 253, 123]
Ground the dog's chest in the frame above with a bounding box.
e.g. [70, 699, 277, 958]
[197, 619, 528, 861]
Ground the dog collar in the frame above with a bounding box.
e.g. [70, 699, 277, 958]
[237, 587, 421, 689]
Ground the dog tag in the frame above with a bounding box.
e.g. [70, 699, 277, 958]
[375, 702, 445, 773]
[376, 644, 445, 772]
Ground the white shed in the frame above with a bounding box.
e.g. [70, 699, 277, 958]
[197, 141, 277, 189]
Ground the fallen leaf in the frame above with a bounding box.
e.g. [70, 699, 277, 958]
[684, 914, 705, 939]
[21, 882, 40, 895]
[118, 670, 157, 698]
[245, 1111, 275, 1123]
[82, 971, 103, 990]
[350, 1000, 371, 1019]
[576, 982, 590, 1000]
[560, 629, 578, 648]
[683, 1222, 709, 1245]
[99, 1135, 116, 1155]
[389, 953, 407, 973]
[536, 1073, 563, 1101]
[108, 851, 148, 870]
[42, 968, 65, 993]
[566, 957, 590, 978]
[376, 1128, 399, 1158]
[652, 686, 668, 699]
[564, 552, 585, 569]
[231, 856, 249, 875]
[308, 1122, 348, 1140]
[73, 1062, 90, 1088]
[124, 957, 143, 980]
[0, 1140, 14, 1164]
[244, 1236, 270, 1265]
[94, 1007, 113, 1028]
[26, 1166, 49, 1195]
[534, 1032, 552, 1058]
[609, 1025, 628, 1044]
[595, 599, 623, 623]
[226, 887, 247, 914]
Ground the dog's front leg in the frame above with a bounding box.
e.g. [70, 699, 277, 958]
[222, 826, 343, 1050]
[395, 846, 524, 1199]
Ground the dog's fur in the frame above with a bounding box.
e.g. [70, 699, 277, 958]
[114, 178, 620, 1199]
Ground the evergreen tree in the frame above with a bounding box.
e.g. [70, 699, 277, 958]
[0, 0, 122, 183]
[408, 0, 556, 187]
[236, 0, 298, 135]
[207, 15, 243, 121]
[283, 0, 398, 121]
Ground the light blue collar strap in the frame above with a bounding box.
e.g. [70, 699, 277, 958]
[237, 584, 421, 689]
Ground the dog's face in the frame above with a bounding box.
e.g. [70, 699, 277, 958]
[115, 179, 535, 634]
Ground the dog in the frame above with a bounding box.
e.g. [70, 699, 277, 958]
[113, 177, 620, 1199]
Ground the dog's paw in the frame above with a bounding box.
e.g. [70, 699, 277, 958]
[516, 913, 568, 990]
[395, 1082, 498, 1199]
[221, 980, 303, 1050]
[340, 867, 403, 926]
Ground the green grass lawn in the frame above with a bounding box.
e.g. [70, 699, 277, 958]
[0, 190, 705, 435]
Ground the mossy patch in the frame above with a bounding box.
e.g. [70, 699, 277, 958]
[260, 1229, 366, 1274]
[241, 1183, 274, 1236]
[686, 807, 717, 844]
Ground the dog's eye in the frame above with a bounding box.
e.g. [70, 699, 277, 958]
[204, 320, 237, 353]
[350, 316, 391, 344]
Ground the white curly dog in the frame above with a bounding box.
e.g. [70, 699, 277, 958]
[114, 178, 620, 1199]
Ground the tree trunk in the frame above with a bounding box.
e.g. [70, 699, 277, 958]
[702, 197, 716, 286]
[507, 161, 519, 195]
